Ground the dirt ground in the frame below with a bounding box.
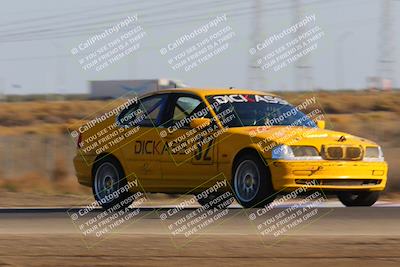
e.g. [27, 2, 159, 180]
[0, 234, 399, 267]
[0, 191, 90, 207]
[1, 191, 400, 207]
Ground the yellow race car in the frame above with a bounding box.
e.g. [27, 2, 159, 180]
[73, 88, 387, 209]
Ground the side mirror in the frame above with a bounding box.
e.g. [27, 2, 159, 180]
[190, 118, 211, 129]
[317, 120, 325, 129]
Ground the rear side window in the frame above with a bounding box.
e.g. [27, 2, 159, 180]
[118, 94, 168, 127]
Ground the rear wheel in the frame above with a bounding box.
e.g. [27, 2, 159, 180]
[233, 153, 275, 208]
[92, 157, 134, 210]
[337, 191, 380, 207]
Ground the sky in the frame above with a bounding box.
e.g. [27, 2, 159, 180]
[0, 0, 399, 94]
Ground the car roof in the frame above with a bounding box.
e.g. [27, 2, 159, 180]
[141, 88, 277, 98]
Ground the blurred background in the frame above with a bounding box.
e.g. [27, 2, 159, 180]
[0, 0, 399, 206]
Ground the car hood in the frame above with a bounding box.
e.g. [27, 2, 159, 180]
[227, 126, 378, 147]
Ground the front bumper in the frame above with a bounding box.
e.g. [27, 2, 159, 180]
[268, 160, 388, 192]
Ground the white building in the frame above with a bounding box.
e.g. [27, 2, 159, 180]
[89, 79, 186, 99]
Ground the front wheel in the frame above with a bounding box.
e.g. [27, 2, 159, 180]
[337, 191, 380, 207]
[232, 154, 275, 208]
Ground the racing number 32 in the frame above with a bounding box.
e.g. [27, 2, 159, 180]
[193, 138, 214, 162]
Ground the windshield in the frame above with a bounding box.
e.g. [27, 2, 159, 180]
[206, 94, 317, 128]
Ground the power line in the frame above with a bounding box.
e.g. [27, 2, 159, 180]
[0, 0, 167, 29]
[0, 0, 333, 43]
[0, 1, 279, 42]
[0, 0, 237, 38]
[0, 0, 372, 44]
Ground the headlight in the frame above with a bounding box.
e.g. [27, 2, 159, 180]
[272, 145, 294, 159]
[364, 146, 384, 162]
[272, 145, 321, 160]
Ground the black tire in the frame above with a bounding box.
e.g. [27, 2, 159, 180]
[337, 191, 380, 207]
[197, 191, 234, 209]
[92, 157, 134, 210]
[232, 153, 275, 208]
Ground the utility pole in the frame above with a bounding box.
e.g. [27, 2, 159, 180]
[377, 0, 395, 90]
[53, 41, 66, 100]
[335, 31, 353, 89]
[292, 0, 313, 91]
[0, 78, 4, 101]
[247, 0, 267, 90]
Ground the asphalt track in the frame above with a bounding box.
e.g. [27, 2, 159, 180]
[1, 201, 400, 266]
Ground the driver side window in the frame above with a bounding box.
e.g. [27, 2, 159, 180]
[171, 95, 210, 128]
